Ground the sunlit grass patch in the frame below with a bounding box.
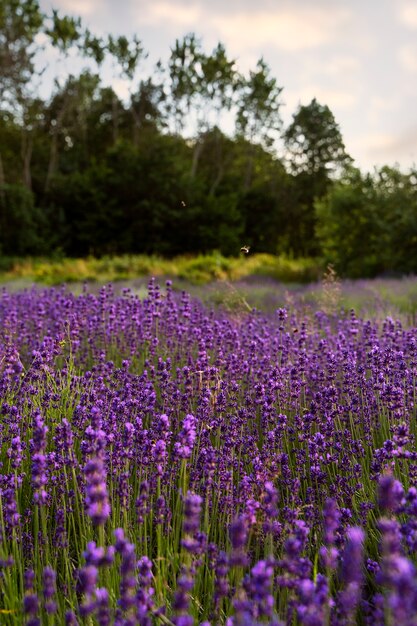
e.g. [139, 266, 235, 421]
[0, 253, 322, 285]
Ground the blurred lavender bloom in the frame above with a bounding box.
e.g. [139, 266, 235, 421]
[244, 558, 276, 619]
[335, 526, 365, 624]
[76, 564, 98, 597]
[135, 480, 150, 524]
[24, 592, 39, 616]
[84, 457, 111, 526]
[323, 498, 340, 546]
[65, 611, 80, 625]
[341, 527, 365, 586]
[378, 473, 404, 513]
[263, 481, 279, 519]
[229, 516, 248, 551]
[136, 556, 155, 624]
[114, 528, 138, 612]
[0, 478, 20, 533]
[83, 541, 115, 567]
[378, 517, 402, 557]
[174, 414, 197, 459]
[385, 556, 417, 625]
[95, 587, 111, 626]
[296, 574, 330, 626]
[229, 516, 250, 567]
[214, 551, 230, 606]
[172, 569, 194, 626]
[183, 492, 203, 534]
[42, 566, 57, 614]
[7, 435, 23, 469]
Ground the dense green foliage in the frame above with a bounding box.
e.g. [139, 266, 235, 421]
[1, 0, 417, 277]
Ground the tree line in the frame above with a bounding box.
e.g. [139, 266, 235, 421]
[1, 0, 417, 278]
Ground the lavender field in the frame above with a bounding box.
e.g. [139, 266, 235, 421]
[1, 279, 417, 625]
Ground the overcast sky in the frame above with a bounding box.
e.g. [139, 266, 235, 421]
[38, 0, 417, 173]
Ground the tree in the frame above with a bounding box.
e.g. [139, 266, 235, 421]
[0, 183, 46, 254]
[284, 98, 352, 255]
[284, 98, 352, 189]
[44, 71, 101, 193]
[314, 166, 417, 277]
[235, 58, 283, 189]
[130, 77, 165, 147]
[0, 0, 43, 188]
[107, 34, 146, 144]
[0, 0, 43, 102]
[190, 42, 238, 180]
[165, 33, 202, 135]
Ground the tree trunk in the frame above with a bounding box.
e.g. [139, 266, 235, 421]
[209, 129, 226, 196]
[131, 106, 140, 148]
[243, 144, 255, 192]
[44, 130, 59, 194]
[112, 93, 119, 144]
[190, 137, 204, 179]
[44, 99, 70, 194]
[21, 130, 33, 190]
[209, 165, 224, 196]
[0, 149, 5, 201]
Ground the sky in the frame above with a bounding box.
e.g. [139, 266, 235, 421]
[37, 0, 417, 173]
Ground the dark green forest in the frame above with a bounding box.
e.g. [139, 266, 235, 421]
[1, 0, 417, 278]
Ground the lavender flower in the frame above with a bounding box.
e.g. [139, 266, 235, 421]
[174, 414, 197, 459]
[136, 556, 155, 625]
[341, 526, 365, 585]
[42, 566, 57, 614]
[84, 457, 111, 526]
[114, 528, 137, 613]
[378, 472, 404, 513]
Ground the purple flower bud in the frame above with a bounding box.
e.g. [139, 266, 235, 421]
[84, 457, 111, 526]
[65, 610, 79, 625]
[24, 593, 39, 616]
[7, 435, 23, 469]
[32, 453, 48, 506]
[76, 565, 98, 596]
[95, 587, 110, 626]
[378, 473, 404, 512]
[323, 498, 340, 545]
[183, 492, 202, 535]
[24, 569, 35, 591]
[174, 414, 197, 459]
[42, 566, 57, 613]
[341, 527, 365, 585]
[264, 481, 279, 518]
[229, 516, 248, 550]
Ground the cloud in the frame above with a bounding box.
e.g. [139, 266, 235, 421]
[140, 1, 203, 28]
[139, 2, 351, 52]
[398, 43, 417, 72]
[53, 0, 97, 17]
[284, 86, 358, 113]
[369, 96, 401, 113]
[398, 1, 417, 28]
[363, 128, 417, 162]
[320, 56, 361, 77]
[210, 6, 352, 52]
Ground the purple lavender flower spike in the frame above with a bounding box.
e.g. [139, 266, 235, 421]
[84, 457, 111, 526]
[378, 472, 404, 513]
[174, 414, 197, 459]
[341, 526, 365, 585]
[42, 565, 57, 614]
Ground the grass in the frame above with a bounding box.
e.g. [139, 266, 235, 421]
[0, 253, 322, 286]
